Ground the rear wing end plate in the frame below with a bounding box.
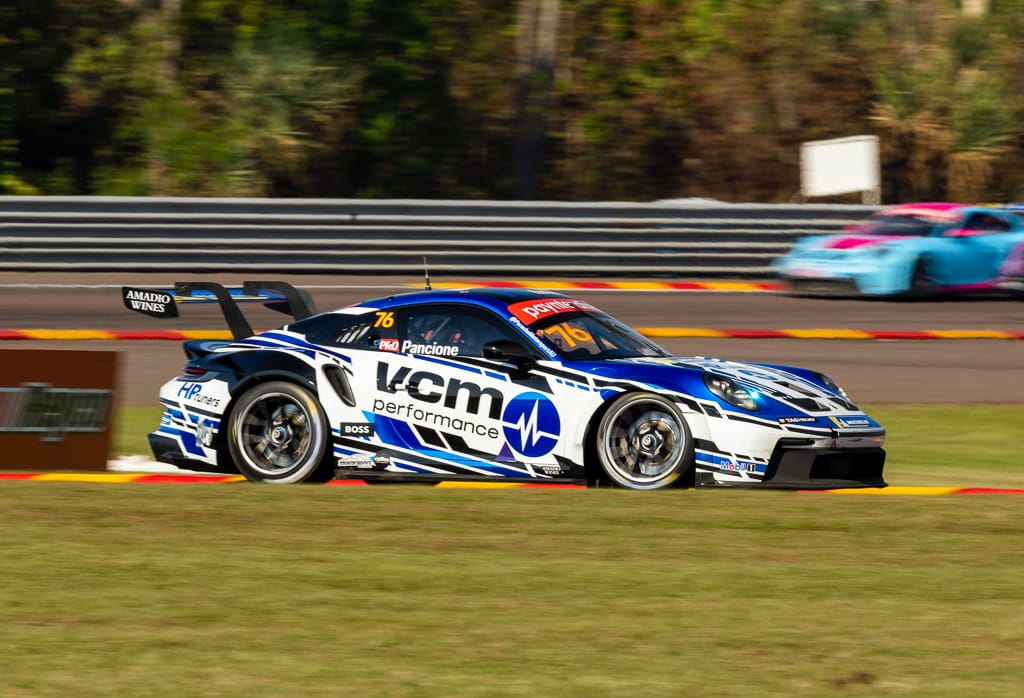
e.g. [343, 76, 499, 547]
[121, 281, 317, 341]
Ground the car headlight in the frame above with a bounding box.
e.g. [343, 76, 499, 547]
[812, 371, 848, 399]
[703, 373, 761, 412]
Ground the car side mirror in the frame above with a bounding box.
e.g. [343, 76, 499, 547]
[483, 339, 535, 372]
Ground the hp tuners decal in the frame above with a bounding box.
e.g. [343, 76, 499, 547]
[501, 392, 560, 458]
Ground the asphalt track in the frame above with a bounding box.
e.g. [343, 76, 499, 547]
[1, 272, 1023, 405]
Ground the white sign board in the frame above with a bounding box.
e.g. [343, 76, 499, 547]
[800, 135, 880, 202]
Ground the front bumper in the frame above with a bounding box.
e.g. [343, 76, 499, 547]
[998, 276, 1024, 295]
[775, 256, 907, 297]
[697, 445, 886, 489]
[763, 445, 886, 489]
[783, 276, 862, 297]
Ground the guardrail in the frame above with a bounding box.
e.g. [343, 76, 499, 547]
[0, 197, 879, 276]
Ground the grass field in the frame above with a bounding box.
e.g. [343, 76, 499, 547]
[1, 404, 1021, 697]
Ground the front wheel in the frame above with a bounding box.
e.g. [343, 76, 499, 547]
[904, 260, 935, 300]
[226, 381, 333, 483]
[593, 392, 694, 490]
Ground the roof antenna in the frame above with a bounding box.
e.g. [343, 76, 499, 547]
[423, 256, 432, 291]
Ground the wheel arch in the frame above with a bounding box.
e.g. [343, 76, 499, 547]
[214, 352, 320, 454]
[223, 352, 318, 403]
[581, 389, 626, 485]
[581, 388, 697, 488]
[901, 253, 936, 299]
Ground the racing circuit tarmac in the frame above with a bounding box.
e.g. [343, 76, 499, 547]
[1, 272, 1023, 406]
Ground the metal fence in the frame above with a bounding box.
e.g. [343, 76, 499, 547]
[0, 196, 879, 277]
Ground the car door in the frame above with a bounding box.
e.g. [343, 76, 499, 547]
[931, 212, 1018, 284]
[370, 303, 567, 479]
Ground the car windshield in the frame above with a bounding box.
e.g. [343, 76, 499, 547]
[532, 311, 670, 361]
[861, 214, 941, 237]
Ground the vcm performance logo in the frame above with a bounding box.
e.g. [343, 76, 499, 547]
[501, 392, 560, 458]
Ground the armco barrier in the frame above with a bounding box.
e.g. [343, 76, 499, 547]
[0, 196, 879, 276]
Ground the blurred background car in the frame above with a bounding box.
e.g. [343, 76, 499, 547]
[995, 210, 1024, 297]
[771, 202, 1024, 299]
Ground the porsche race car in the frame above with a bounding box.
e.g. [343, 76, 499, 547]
[772, 202, 1024, 298]
[122, 282, 886, 490]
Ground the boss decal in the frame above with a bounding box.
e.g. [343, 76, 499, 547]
[340, 422, 375, 437]
[501, 391, 560, 458]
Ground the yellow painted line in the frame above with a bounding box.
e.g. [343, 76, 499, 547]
[20, 329, 119, 340]
[180, 330, 234, 340]
[824, 486, 961, 496]
[434, 481, 525, 489]
[607, 281, 674, 291]
[638, 327, 730, 338]
[31, 473, 146, 483]
[928, 329, 1014, 340]
[783, 328, 875, 340]
[698, 281, 770, 292]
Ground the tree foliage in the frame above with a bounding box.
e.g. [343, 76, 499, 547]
[1, 0, 1021, 202]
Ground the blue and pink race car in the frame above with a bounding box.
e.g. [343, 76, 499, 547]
[772, 202, 1024, 298]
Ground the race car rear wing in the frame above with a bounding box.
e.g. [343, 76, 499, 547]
[121, 281, 317, 340]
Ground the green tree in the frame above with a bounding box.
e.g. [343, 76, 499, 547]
[5, 0, 1024, 203]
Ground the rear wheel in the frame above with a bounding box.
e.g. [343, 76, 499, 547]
[594, 392, 694, 490]
[226, 381, 333, 483]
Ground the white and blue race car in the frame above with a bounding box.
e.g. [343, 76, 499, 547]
[122, 282, 886, 490]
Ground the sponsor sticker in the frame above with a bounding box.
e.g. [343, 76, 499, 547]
[374, 362, 504, 439]
[122, 287, 177, 318]
[336, 455, 376, 469]
[378, 338, 400, 352]
[507, 297, 600, 325]
[829, 415, 872, 428]
[340, 422, 375, 437]
[176, 382, 222, 409]
[501, 391, 560, 458]
[736, 459, 765, 474]
[779, 416, 817, 424]
[507, 314, 558, 358]
[400, 340, 459, 356]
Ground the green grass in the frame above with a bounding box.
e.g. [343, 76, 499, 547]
[3, 404, 1022, 696]
[114, 404, 1024, 487]
[869, 404, 1024, 487]
[0, 485, 1020, 697]
[113, 406, 164, 458]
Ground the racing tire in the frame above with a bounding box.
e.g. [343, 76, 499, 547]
[594, 392, 694, 490]
[904, 259, 935, 300]
[226, 381, 334, 484]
